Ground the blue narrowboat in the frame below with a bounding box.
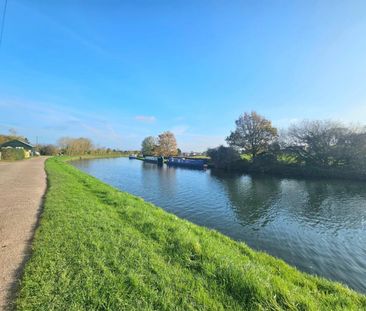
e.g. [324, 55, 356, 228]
[144, 156, 164, 165]
[167, 157, 207, 169]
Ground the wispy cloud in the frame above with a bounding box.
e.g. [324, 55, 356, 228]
[171, 125, 189, 136]
[0, 99, 226, 151]
[134, 115, 156, 123]
[0, 99, 125, 147]
[177, 133, 226, 152]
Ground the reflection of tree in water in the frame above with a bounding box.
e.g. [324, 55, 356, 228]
[141, 163, 178, 199]
[285, 178, 366, 230]
[210, 169, 281, 227]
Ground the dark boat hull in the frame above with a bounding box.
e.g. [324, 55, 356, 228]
[144, 156, 164, 165]
[167, 158, 206, 169]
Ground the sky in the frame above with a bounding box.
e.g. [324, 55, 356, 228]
[1, 0, 366, 151]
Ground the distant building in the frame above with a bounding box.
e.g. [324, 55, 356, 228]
[0, 139, 35, 158]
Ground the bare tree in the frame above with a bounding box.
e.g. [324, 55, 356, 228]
[226, 111, 278, 159]
[285, 120, 351, 167]
[57, 137, 93, 155]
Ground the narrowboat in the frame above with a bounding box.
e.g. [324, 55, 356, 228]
[143, 156, 164, 165]
[167, 157, 207, 169]
[129, 154, 138, 159]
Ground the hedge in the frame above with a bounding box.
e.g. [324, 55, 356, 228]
[0, 148, 25, 160]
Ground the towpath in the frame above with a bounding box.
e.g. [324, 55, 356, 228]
[0, 157, 47, 310]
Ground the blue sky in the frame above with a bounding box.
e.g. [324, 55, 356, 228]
[1, 1, 366, 151]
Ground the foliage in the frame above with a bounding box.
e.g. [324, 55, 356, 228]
[208, 113, 366, 180]
[58, 137, 93, 156]
[284, 120, 366, 169]
[207, 145, 241, 169]
[0, 148, 25, 160]
[141, 133, 180, 157]
[38, 144, 59, 156]
[141, 136, 157, 156]
[16, 158, 366, 310]
[156, 131, 178, 157]
[226, 111, 278, 158]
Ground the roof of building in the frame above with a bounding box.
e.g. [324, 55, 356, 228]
[0, 139, 34, 149]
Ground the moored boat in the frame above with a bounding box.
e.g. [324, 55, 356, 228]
[144, 156, 164, 165]
[167, 157, 207, 169]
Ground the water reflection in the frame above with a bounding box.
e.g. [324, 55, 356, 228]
[72, 158, 366, 293]
[210, 170, 281, 227]
[141, 163, 178, 200]
[280, 179, 366, 231]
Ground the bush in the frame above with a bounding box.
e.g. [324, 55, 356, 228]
[1, 148, 25, 160]
[207, 146, 240, 169]
[39, 144, 59, 156]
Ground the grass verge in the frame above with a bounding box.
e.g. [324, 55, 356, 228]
[16, 157, 366, 310]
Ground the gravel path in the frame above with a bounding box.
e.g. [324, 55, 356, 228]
[0, 157, 47, 310]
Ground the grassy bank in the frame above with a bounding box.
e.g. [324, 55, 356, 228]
[17, 158, 366, 310]
[68, 153, 128, 160]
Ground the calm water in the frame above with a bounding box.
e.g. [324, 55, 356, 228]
[72, 157, 366, 293]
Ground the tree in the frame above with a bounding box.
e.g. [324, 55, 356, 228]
[141, 136, 157, 155]
[226, 111, 278, 159]
[58, 137, 71, 152]
[207, 146, 240, 169]
[39, 144, 59, 156]
[284, 121, 366, 169]
[57, 137, 93, 155]
[344, 130, 366, 170]
[284, 120, 348, 167]
[156, 131, 178, 157]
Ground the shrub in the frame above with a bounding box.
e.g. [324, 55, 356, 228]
[207, 146, 240, 169]
[39, 144, 59, 156]
[1, 148, 25, 160]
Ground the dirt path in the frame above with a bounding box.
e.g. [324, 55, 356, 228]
[0, 157, 47, 310]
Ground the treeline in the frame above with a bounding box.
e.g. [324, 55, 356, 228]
[39, 137, 127, 156]
[208, 111, 366, 180]
[0, 130, 132, 157]
[141, 131, 180, 156]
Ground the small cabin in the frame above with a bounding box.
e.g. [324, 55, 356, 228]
[0, 139, 35, 158]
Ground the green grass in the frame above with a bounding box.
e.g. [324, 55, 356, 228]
[277, 154, 299, 164]
[17, 157, 366, 310]
[66, 153, 128, 160]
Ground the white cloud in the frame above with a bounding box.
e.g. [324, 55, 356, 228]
[134, 115, 156, 123]
[177, 134, 226, 152]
